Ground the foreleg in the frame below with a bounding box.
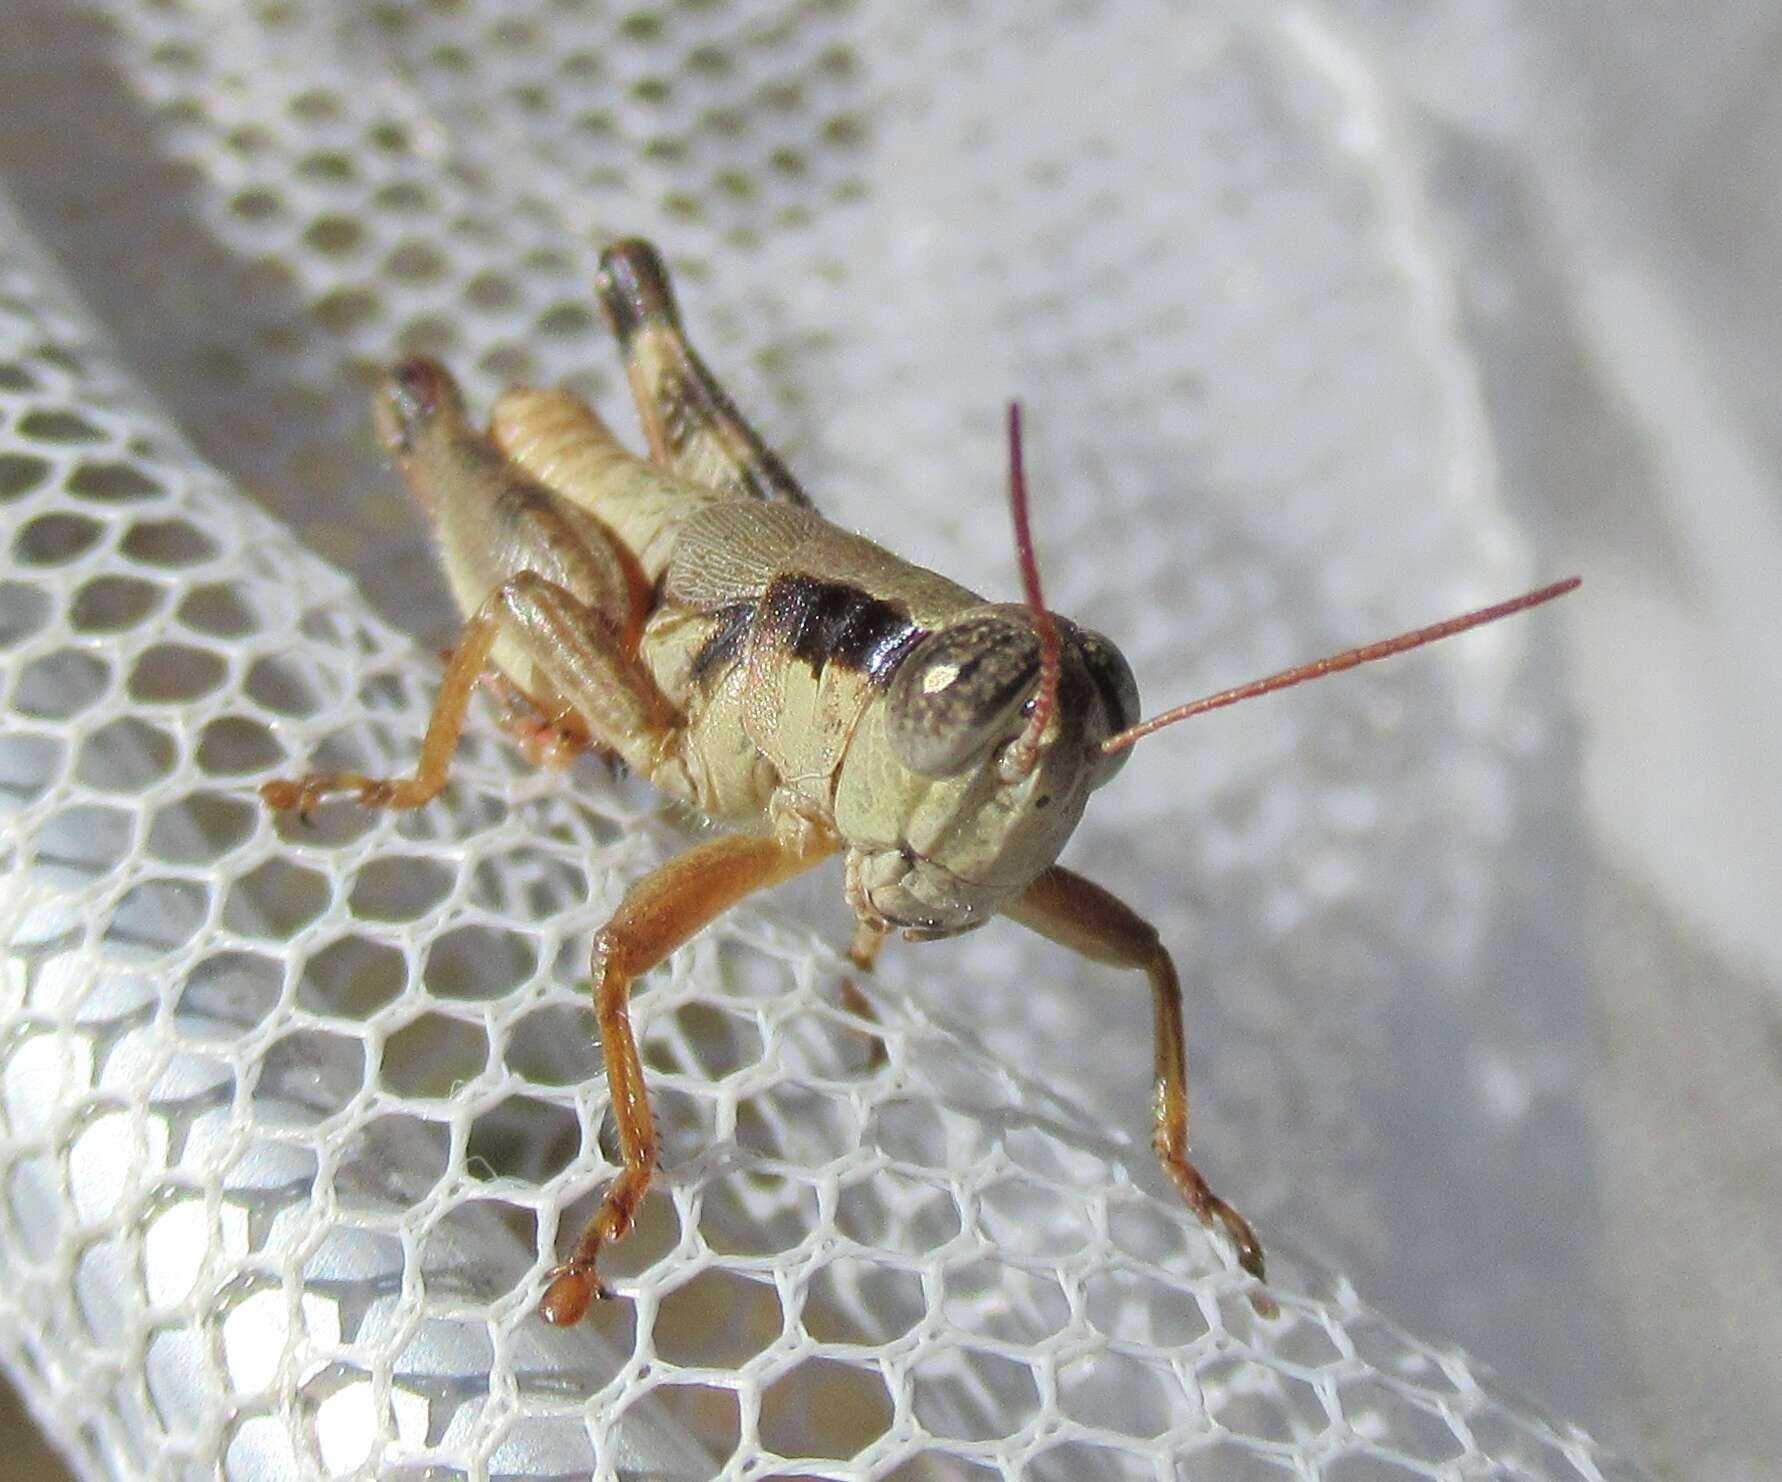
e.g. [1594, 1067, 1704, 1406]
[1005, 865, 1267, 1289]
[838, 920, 889, 1069]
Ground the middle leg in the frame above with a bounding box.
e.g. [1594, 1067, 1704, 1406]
[262, 570, 679, 817]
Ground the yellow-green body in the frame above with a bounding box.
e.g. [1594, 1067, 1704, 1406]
[478, 380, 1128, 937]
[262, 239, 1271, 1323]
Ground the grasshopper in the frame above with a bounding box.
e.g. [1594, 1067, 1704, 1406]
[262, 239, 1578, 1325]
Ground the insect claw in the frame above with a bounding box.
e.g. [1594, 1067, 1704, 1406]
[1213, 1208, 1277, 1315]
[538, 1262, 605, 1327]
[1214, 1197, 1267, 1285]
[1159, 1136, 1270, 1295]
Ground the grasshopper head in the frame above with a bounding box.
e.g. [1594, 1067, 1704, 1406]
[839, 604, 1139, 939]
[841, 402, 1582, 939]
[838, 405, 1141, 938]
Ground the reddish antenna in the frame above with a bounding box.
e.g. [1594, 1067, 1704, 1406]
[1100, 575, 1581, 755]
[1003, 401, 1064, 780]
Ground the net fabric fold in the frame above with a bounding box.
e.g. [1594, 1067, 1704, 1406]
[0, 1, 1640, 1477]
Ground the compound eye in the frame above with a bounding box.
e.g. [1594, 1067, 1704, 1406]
[885, 614, 1040, 776]
[1077, 627, 1140, 784]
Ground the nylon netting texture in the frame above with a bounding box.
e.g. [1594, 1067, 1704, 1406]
[0, 2, 1642, 1478]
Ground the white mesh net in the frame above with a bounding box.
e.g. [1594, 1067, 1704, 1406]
[0, 2, 1651, 1478]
